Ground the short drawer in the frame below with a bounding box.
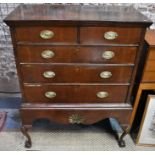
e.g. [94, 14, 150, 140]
[21, 108, 132, 125]
[21, 65, 133, 83]
[142, 72, 155, 82]
[80, 27, 142, 44]
[17, 45, 137, 64]
[15, 27, 77, 43]
[23, 84, 129, 104]
[144, 60, 155, 72]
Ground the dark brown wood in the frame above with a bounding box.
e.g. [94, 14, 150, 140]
[23, 84, 129, 104]
[15, 27, 77, 43]
[20, 108, 132, 125]
[126, 28, 147, 104]
[9, 28, 27, 101]
[20, 65, 133, 83]
[80, 27, 142, 44]
[4, 4, 152, 27]
[17, 45, 137, 64]
[4, 4, 151, 148]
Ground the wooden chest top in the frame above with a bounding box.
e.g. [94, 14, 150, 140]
[4, 4, 152, 26]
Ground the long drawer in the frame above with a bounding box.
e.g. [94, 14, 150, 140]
[21, 108, 132, 125]
[17, 45, 137, 64]
[15, 27, 77, 43]
[21, 65, 133, 83]
[80, 27, 142, 44]
[23, 84, 129, 104]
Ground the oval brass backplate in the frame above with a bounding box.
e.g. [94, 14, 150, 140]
[43, 71, 55, 79]
[96, 91, 109, 98]
[100, 71, 112, 79]
[45, 91, 56, 99]
[40, 30, 54, 39]
[41, 50, 55, 59]
[102, 51, 115, 60]
[104, 31, 118, 40]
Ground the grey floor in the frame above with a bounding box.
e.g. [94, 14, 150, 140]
[0, 97, 155, 150]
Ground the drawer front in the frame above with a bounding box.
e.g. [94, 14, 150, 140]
[17, 45, 137, 64]
[21, 65, 133, 83]
[23, 85, 129, 103]
[142, 72, 155, 82]
[15, 27, 77, 43]
[144, 60, 155, 72]
[21, 108, 132, 125]
[80, 27, 141, 44]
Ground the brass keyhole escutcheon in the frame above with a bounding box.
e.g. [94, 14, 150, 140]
[68, 114, 85, 124]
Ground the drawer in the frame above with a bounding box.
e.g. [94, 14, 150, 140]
[15, 27, 77, 43]
[17, 45, 137, 64]
[142, 72, 155, 82]
[80, 27, 142, 44]
[144, 60, 155, 72]
[23, 84, 129, 104]
[21, 108, 132, 125]
[21, 65, 133, 83]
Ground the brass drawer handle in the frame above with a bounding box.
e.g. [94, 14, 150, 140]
[102, 51, 115, 60]
[100, 71, 112, 79]
[68, 114, 85, 124]
[97, 91, 109, 98]
[40, 30, 54, 39]
[104, 31, 118, 40]
[45, 91, 56, 99]
[43, 71, 55, 79]
[41, 50, 55, 59]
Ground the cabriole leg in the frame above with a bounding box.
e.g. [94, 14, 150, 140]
[118, 126, 130, 147]
[109, 118, 131, 147]
[20, 126, 32, 148]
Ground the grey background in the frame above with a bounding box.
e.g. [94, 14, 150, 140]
[0, 3, 155, 92]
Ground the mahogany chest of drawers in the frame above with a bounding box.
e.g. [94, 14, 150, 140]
[4, 4, 152, 148]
